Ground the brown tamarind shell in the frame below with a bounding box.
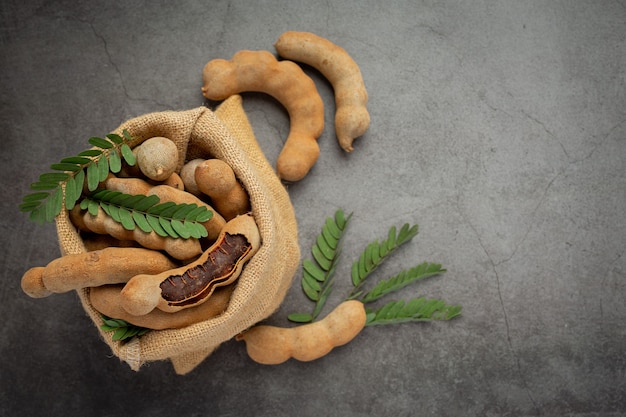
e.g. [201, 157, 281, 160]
[160, 233, 251, 307]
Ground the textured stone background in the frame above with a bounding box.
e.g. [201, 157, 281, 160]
[1, 1, 625, 416]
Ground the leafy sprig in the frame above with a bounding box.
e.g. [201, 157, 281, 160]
[360, 262, 446, 303]
[349, 223, 419, 299]
[19, 130, 136, 224]
[100, 315, 150, 342]
[80, 190, 213, 239]
[365, 298, 462, 326]
[289, 210, 461, 327]
[288, 210, 351, 323]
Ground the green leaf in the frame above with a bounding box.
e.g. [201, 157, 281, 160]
[132, 211, 152, 233]
[78, 149, 103, 157]
[350, 222, 420, 293]
[171, 219, 191, 239]
[118, 208, 135, 230]
[86, 162, 100, 191]
[292, 209, 352, 322]
[88, 136, 114, 149]
[39, 172, 70, 183]
[106, 133, 123, 144]
[97, 156, 109, 182]
[146, 214, 168, 237]
[108, 149, 122, 173]
[120, 143, 136, 166]
[361, 262, 447, 303]
[50, 162, 82, 172]
[287, 313, 314, 323]
[132, 194, 160, 212]
[61, 156, 92, 165]
[365, 297, 462, 326]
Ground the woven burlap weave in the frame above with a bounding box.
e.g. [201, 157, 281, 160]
[55, 95, 300, 374]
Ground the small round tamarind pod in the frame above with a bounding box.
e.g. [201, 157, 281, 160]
[89, 283, 235, 330]
[201, 50, 324, 182]
[195, 159, 251, 221]
[135, 136, 179, 181]
[20, 247, 178, 297]
[275, 31, 370, 152]
[236, 300, 367, 365]
[180, 159, 206, 196]
[120, 213, 261, 316]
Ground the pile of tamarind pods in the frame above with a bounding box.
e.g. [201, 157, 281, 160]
[21, 31, 371, 365]
[202, 30, 370, 182]
[22, 136, 261, 330]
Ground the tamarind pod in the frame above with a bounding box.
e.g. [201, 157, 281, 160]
[275, 31, 370, 152]
[201, 50, 324, 182]
[73, 204, 203, 261]
[120, 213, 260, 316]
[147, 185, 226, 241]
[105, 177, 152, 195]
[21, 267, 52, 298]
[20, 247, 178, 297]
[236, 300, 367, 365]
[195, 159, 251, 221]
[163, 172, 185, 190]
[89, 283, 235, 330]
[82, 234, 139, 252]
[179, 158, 206, 196]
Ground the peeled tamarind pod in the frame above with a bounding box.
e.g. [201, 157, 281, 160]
[90, 283, 235, 330]
[275, 31, 370, 152]
[195, 159, 251, 221]
[20, 247, 178, 298]
[201, 50, 324, 182]
[120, 213, 260, 316]
[236, 300, 367, 365]
[70, 205, 203, 261]
[147, 185, 226, 241]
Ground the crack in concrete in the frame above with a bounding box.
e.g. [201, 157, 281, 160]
[456, 195, 540, 414]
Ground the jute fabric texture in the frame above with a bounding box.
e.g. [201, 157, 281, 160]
[55, 95, 300, 374]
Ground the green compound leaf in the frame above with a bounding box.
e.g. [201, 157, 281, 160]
[361, 262, 447, 303]
[288, 209, 352, 323]
[365, 298, 462, 326]
[20, 129, 136, 223]
[100, 315, 150, 342]
[81, 190, 213, 239]
[351, 223, 419, 290]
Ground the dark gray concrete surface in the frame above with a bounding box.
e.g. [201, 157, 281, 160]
[1, 1, 625, 416]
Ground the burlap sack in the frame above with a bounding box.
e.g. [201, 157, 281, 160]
[55, 95, 300, 374]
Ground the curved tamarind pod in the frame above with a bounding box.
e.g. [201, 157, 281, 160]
[236, 300, 367, 365]
[120, 213, 260, 316]
[20, 247, 178, 298]
[201, 50, 324, 182]
[195, 159, 251, 221]
[275, 31, 370, 152]
[89, 283, 235, 330]
[70, 205, 203, 261]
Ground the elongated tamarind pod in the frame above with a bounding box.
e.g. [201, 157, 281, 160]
[90, 283, 235, 330]
[195, 159, 251, 221]
[275, 31, 370, 152]
[201, 50, 324, 182]
[236, 300, 367, 364]
[120, 213, 260, 316]
[70, 205, 203, 261]
[20, 247, 178, 298]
